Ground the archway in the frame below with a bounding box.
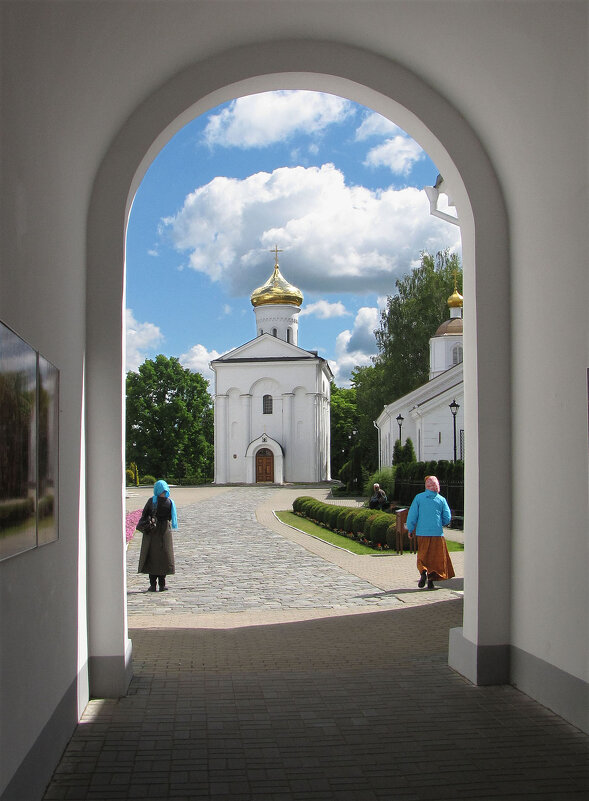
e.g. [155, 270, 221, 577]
[86, 40, 511, 696]
[245, 435, 284, 484]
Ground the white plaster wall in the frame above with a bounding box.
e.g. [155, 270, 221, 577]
[1, 2, 587, 795]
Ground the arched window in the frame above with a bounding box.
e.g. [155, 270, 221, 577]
[272, 328, 277, 337]
[286, 328, 291, 343]
[263, 394, 273, 414]
[452, 344, 463, 365]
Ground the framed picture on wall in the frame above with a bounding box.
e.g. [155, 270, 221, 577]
[0, 321, 59, 560]
[0, 323, 38, 560]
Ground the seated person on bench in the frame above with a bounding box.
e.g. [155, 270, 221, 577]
[369, 483, 388, 510]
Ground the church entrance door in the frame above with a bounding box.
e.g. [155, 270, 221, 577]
[256, 448, 274, 483]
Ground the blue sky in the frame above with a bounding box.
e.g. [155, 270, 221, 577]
[126, 90, 460, 387]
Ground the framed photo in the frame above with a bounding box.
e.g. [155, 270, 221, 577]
[0, 323, 38, 560]
[0, 321, 59, 560]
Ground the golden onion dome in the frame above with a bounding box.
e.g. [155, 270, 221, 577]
[447, 288, 464, 308]
[250, 251, 303, 308]
[447, 271, 463, 308]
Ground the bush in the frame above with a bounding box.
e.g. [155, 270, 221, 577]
[343, 510, 357, 533]
[335, 508, 351, 531]
[402, 438, 417, 463]
[386, 523, 397, 549]
[140, 474, 156, 486]
[352, 509, 378, 536]
[125, 469, 135, 486]
[326, 505, 342, 529]
[368, 513, 392, 545]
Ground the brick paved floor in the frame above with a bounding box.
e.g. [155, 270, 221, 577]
[43, 487, 588, 800]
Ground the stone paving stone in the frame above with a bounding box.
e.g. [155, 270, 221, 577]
[42, 488, 588, 800]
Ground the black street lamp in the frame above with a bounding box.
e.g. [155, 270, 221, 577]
[449, 398, 460, 462]
[396, 413, 404, 441]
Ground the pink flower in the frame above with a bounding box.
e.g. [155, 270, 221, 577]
[125, 509, 142, 544]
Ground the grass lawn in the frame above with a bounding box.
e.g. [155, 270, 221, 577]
[274, 510, 464, 554]
[445, 539, 464, 551]
[275, 510, 396, 555]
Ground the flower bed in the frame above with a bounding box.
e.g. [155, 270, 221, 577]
[292, 496, 398, 551]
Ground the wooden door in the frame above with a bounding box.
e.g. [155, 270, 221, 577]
[256, 448, 274, 483]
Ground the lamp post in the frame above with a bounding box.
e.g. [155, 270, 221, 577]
[449, 398, 459, 462]
[396, 413, 404, 441]
[348, 429, 358, 491]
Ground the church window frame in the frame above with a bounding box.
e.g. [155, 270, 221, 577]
[272, 328, 277, 337]
[263, 394, 273, 414]
[452, 344, 463, 365]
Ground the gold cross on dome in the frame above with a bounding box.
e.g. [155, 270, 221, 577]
[270, 245, 283, 266]
[452, 267, 460, 292]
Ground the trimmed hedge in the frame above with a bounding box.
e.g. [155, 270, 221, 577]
[292, 497, 400, 551]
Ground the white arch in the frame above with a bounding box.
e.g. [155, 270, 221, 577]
[86, 40, 511, 695]
[245, 435, 284, 484]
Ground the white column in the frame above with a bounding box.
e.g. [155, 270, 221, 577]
[282, 393, 294, 480]
[240, 394, 252, 452]
[215, 394, 228, 484]
[323, 395, 331, 480]
[307, 392, 320, 481]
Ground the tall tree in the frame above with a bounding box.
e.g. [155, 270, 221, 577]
[330, 383, 358, 480]
[350, 362, 386, 476]
[374, 250, 461, 403]
[126, 354, 214, 481]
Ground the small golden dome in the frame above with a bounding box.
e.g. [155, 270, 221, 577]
[250, 251, 303, 308]
[447, 288, 464, 308]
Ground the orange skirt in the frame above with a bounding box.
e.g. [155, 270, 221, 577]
[416, 536, 455, 581]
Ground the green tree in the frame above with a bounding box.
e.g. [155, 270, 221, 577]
[126, 355, 214, 481]
[349, 362, 386, 476]
[374, 250, 461, 403]
[402, 437, 416, 463]
[330, 383, 358, 480]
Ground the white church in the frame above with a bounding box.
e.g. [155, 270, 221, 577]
[210, 251, 332, 484]
[376, 277, 465, 466]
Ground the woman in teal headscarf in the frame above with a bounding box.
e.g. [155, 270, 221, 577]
[137, 479, 178, 592]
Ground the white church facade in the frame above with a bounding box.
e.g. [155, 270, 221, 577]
[210, 254, 332, 484]
[376, 280, 465, 466]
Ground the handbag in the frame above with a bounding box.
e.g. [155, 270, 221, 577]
[136, 504, 157, 534]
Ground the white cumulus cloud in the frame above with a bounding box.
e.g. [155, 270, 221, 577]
[161, 164, 460, 297]
[299, 300, 350, 319]
[329, 306, 380, 386]
[364, 136, 425, 176]
[355, 112, 401, 141]
[203, 91, 353, 149]
[179, 343, 226, 386]
[125, 309, 163, 372]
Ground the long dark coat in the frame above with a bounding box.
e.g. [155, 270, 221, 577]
[137, 497, 175, 576]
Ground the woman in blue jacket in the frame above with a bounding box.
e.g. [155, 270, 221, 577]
[406, 475, 455, 589]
